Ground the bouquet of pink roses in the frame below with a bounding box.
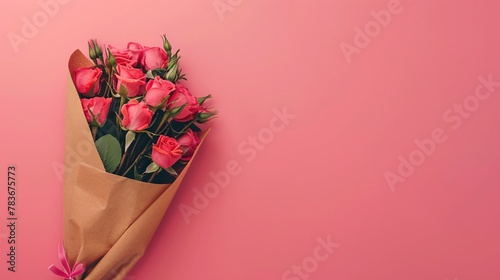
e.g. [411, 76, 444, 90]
[50, 36, 215, 280]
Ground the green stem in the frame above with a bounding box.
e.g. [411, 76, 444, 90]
[115, 96, 126, 134]
[115, 149, 128, 175]
[159, 122, 172, 135]
[148, 169, 161, 183]
[121, 142, 152, 176]
[122, 131, 143, 170]
[154, 111, 171, 134]
[115, 129, 136, 175]
[103, 67, 115, 98]
[91, 126, 98, 140]
[119, 95, 126, 108]
[173, 119, 197, 135]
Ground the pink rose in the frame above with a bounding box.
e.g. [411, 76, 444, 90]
[81, 97, 112, 126]
[74, 67, 102, 96]
[127, 42, 144, 66]
[168, 84, 200, 122]
[152, 136, 182, 169]
[121, 100, 154, 131]
[114, 64, 147, 98]
[144, 76, 176, 108]
[177, 130, 200, 161]
[141, 47, 168, 71]
[108, 45, 135, 66]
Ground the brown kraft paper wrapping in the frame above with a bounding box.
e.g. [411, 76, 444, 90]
[63, 50, 209, 280]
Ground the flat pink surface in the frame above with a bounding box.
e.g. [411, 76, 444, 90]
[1, 0, 500, 279]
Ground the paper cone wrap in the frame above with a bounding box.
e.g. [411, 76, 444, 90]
[63, 50, 209, 280]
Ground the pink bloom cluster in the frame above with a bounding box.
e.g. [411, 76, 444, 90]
[74, 37, 215, 173]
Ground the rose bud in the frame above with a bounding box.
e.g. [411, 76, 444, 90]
[106, 48, 117, 69]
[196, 108, 217, 123]
[177, 129, 200, 161]
[88, 40, 97, 61]
[108, 45, 135, 66]
[144, 76, 176, 108]
[81, 97, 112, 127]
[114, 64, 147, 98]
[165, 63, 179, 82]
[141, 46, 168, 71]
[152, 136, 183, 169]
[94, 41, 103, 59]
[162, 35, 172, 57]
[121, 100, 154, 131]
[74, 67, 102, 96]
[127, 42, 144, 67]
[168, 84, 200, 122]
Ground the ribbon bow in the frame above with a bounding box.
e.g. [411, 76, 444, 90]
[49, 243, 86, 280]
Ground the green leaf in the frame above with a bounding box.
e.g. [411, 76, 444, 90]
[118, 84, 128, 97]
[134, 165, 143, 181]
[144, 162, 160, 174]
[197, 111, 217, 123]
[95, 134, 122, 173]
[164, 167, 178, 177]
[170, 104, 186, 118]
[197, 94, 212, 105]
[125, 131, 136, 152]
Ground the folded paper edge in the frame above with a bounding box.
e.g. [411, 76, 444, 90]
[83, 128, 210, 279]
[64, 49, 213, 280]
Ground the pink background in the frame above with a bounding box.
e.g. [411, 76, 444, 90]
[1, 0, 500, 279]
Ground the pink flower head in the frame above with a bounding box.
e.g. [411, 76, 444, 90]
[168, 84, 200, 122]
[152, 136, 182, 169]
[121, 100, 154, 131]
[81, 97, 112, 126]
[177, 129, 200, 161]
[141, 46, 168, 71]
[114, 64, 147, 98]
[145, 76, 176, 108]
[108, 45, 136, 66]
[127, 42, 144, 67]
[74, 67, 102, 96]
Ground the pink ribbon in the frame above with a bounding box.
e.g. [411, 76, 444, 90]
[49, 243, 86, 280]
